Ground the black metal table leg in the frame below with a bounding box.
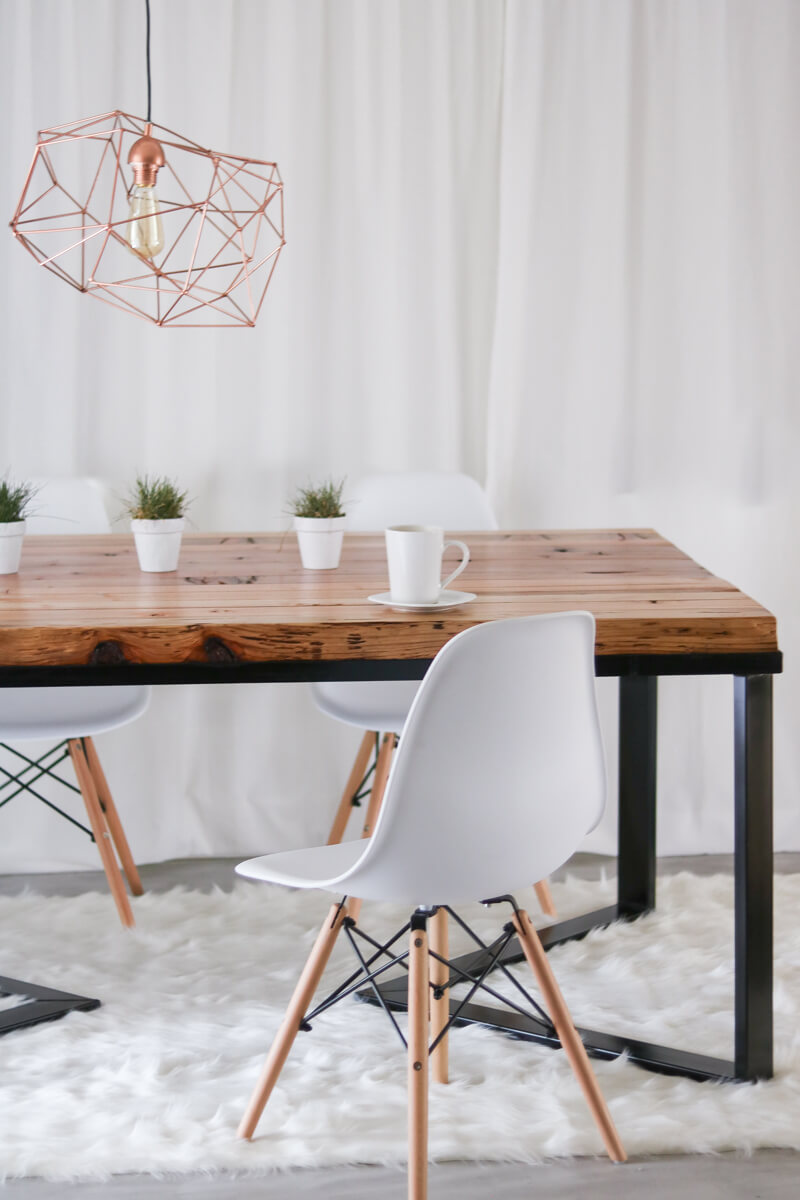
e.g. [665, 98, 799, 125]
[734, 674, 773, 1080]
[618, 675, 657, 916]
[0, 976, 100, 1035]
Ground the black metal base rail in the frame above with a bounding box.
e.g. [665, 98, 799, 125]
[366, 988, 737, 1084]
[0, 976, 100, 1036]
[359, 905, 740, 1084]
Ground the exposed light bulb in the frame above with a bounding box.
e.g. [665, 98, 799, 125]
[126, 123, 166, 260]
[126, 185, 164, 259]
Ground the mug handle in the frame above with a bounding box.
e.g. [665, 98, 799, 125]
[441, 540, 470, 592]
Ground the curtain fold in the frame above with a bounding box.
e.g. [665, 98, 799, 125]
[0, 0, 797, 870]
[486, 0, 800, 854]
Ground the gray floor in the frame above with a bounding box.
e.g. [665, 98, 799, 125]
[4, 1153, 800, 1199]
[3, 852, 798, 1198]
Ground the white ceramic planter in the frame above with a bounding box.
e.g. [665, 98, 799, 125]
[0, 520, 25, 575]
[131, 517, 185, 572]
[294, 516, 346, 569]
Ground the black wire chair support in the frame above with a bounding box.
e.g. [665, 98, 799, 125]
[298, 898, 556, 1057]
[443, 902, 555, 1027]
[0, 740, 94, 839]
[303, 915, 413, 1029]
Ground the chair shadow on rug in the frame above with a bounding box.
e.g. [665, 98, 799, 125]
[235, 612, 627, 1198]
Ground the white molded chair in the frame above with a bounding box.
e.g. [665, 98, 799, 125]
[314, 471, 497, 750]
[0, 479, 150, 927]
[236, 613, 626, 1194]
[316, 471, 556, 918]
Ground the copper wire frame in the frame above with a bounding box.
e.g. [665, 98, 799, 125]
[9, 111, 285, 328]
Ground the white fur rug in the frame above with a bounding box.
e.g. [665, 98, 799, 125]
[1, 872, 800, 1181]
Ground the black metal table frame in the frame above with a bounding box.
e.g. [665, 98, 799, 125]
[0, 975, 99, 1034]
[0, 646, 781, 1079]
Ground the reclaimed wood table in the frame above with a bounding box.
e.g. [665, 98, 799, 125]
[0, 530, 781, 1081]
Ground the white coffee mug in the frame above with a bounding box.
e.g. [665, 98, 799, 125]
[385, 525, 470, 605]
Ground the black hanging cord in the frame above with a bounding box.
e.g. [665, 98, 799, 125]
[145, 0, 152, 122]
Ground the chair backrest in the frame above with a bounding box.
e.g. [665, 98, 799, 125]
[341, 612, 605, 906]
[25, 478, 111, 535]
[345, 472, 497, 531]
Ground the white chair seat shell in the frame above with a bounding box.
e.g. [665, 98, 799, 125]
[311, 679, 420, 735]
[239, 839, 365, 890]
[241, 612, 605, 907]
[0, 686, 150, 741]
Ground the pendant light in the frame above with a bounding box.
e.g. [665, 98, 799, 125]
[9, 0, 285, 328]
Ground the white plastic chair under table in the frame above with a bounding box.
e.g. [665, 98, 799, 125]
[314, 471, 556, 919]
[0, 479, 150, 927]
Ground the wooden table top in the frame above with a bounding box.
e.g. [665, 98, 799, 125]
[0, 529, 779, 669]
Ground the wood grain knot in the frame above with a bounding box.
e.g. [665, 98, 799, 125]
[204, 637, 240, 664]
[186, 576, 258, 586]
[89, 641, 128, 666]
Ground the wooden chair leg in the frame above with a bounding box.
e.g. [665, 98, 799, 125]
[238, 901, 350, 1140]
[511, 908, 626, 1163]
[68, 739, 135, 929]
[429, 908, 449, 1085]
[83, 736, 144, 896]
[533, 878, 557, 918]
[327, 730, 375, 845]
[360, 733, 395, 838]
[408, 920, 430, 1200]
[348, 733, 396, 925]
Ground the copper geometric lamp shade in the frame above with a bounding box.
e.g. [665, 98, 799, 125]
[10, 110, 285, 328]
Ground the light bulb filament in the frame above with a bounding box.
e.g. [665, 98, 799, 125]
[127, 185, 164, 259]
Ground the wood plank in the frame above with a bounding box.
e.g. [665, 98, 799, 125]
[0, 531, 779, 667]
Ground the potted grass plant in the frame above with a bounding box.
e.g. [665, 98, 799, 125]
[0, 477, 37, 574]
[290, 477, 347, 569]
[124, 474, 189, 573]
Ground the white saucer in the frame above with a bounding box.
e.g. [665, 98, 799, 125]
[368, 590, 477, 612]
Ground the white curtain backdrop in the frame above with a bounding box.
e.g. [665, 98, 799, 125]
[0, 0, 797, 872]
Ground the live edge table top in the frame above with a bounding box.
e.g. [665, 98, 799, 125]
[0, 530, 779, 673]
